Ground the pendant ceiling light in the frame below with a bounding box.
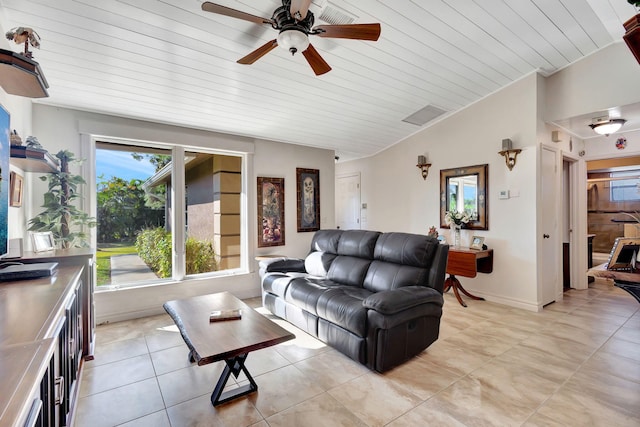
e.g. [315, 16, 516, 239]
[589, 118, 627, 136]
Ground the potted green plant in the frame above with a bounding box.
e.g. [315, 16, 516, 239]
[28, 150, 96, 249]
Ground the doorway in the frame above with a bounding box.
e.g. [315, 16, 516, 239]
[336, 173, 361, 230]
[586, 156, 640, 266]
[562, 154, 581, 291]
[541, 146, 560, 306]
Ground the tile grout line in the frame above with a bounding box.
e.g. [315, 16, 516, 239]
[521, 289, 638, 425]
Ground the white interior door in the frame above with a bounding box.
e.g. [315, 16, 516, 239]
[541, 146, 560, 305]
[336, 173, 361, 230]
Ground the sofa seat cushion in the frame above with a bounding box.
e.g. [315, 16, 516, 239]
[316, 286, 373, 337]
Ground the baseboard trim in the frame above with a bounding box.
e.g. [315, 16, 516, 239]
[465, 290, 543, 312]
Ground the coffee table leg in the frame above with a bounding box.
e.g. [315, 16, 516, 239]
[211, 353, 258, 406]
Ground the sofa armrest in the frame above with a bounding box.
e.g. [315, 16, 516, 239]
[363, 286, 443, 315]
[260, 257, 306, 273]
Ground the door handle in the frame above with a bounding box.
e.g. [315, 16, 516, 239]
[543, 234, 550, 239]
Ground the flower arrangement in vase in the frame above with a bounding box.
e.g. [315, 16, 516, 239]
[444, 210, 470, 247]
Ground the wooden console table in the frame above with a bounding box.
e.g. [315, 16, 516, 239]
[444, 248, 494, 307]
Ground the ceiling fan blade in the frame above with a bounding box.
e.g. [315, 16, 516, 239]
[201, 2, 272, 25]
[290, 0, 312, 21]
[302, 44, 332, 76]
[313, 23, 381, 41]
[237, 39, 278, 64]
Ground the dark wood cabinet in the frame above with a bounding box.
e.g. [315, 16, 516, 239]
[18, 249, 96, 361]
[0, 263, 92, 426]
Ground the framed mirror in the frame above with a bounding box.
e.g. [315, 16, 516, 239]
[440, 164, 488, 230]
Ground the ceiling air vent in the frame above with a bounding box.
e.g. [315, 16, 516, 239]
[310, 0, 357, 25]
[402, 105, 448, 126]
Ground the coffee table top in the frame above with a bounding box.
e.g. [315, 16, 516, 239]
[163, 291, 295, 365]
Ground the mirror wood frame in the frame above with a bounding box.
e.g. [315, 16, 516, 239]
[440, 163, 489, 230]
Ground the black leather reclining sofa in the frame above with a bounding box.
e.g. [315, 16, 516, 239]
[259, 229, 449, 372]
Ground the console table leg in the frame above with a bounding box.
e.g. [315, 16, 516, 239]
[446, 274, 485, 307]
[210, 353, 258, 406]
[458, 282, 485, 302]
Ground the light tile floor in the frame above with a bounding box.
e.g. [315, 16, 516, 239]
[74, 279, 640, 427]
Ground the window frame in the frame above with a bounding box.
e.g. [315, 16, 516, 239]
[88, 136, 249, 291]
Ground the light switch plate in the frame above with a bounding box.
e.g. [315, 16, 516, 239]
[499, 190, 510, 199]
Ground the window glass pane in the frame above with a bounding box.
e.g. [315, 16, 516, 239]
[95, 143, 172, 288]
[610, 171, 640, 202]
[185, 152, 241, 275]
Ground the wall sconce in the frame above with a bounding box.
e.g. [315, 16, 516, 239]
[416, 155, 431, 180]
[498, 139, 521, 171]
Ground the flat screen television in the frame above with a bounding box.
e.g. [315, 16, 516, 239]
[0, 104, 9, 258]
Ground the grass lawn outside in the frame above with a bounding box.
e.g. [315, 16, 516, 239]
[96, 243, 137, 286]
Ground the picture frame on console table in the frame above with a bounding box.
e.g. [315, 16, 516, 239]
[470, 236, 485, 250]
[257, 177, 285, 247]
[296, 168, 320, 232]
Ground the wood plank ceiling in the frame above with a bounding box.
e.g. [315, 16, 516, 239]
[0, 0, 637, 160]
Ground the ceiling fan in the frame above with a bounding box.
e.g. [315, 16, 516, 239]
[201, 0, 381, 75]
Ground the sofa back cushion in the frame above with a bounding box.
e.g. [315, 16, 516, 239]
[304, 251, 337, 277]
[363, 232, 439, 292]
[321, 230, 380, 287]
[327, 256, 373, 287]
[363, 262, 428, 292]
[337, 230, 381, 258]
[373, 232, 438, 268]
[309, 229, 343, 254]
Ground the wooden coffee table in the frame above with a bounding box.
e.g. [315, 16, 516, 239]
[163, 291, 295, 406]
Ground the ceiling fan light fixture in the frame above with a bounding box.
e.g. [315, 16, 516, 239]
[277, 28, 309, 55]
[589, 118, 627, 136]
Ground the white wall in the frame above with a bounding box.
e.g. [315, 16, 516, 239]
[583, 129, 640, 159]
[3, 95, 32, 243]
[545, 42, 640, 123]
[337, 73, 542, 310]
[23, 105, 335, 323]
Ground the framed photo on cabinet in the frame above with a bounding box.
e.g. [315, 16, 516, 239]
[31, 231, 55, 252]
[296, 168, 320, 232]
[9, 171, 23, 207]
[257, 177, 285, 247]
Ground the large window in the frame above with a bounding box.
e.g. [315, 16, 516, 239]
[95, 141, 243, 288]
